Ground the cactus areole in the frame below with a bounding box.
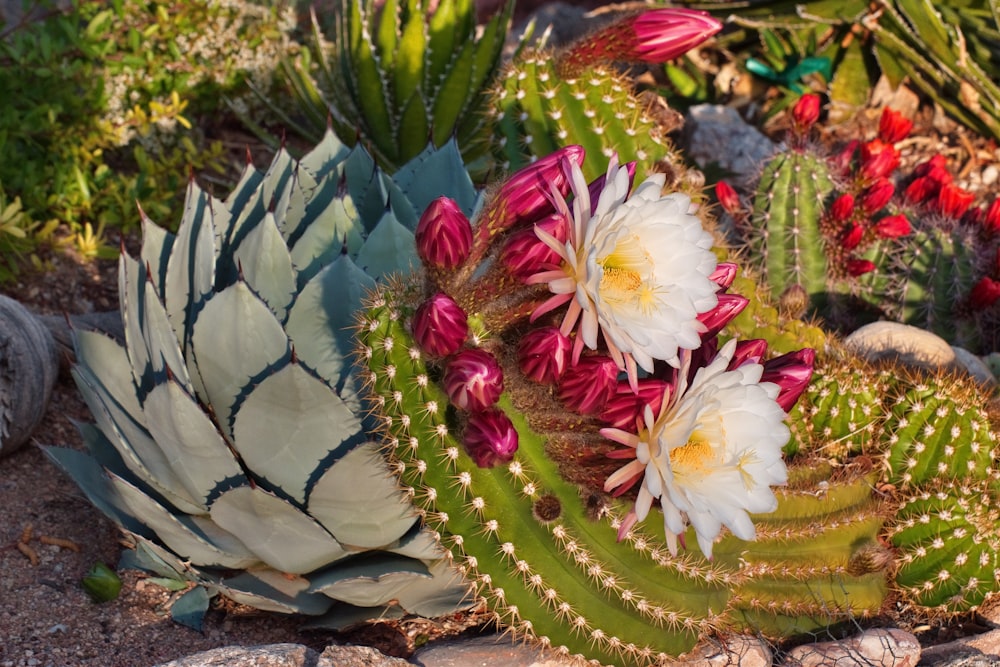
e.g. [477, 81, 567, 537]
[354, 147, 887, 666]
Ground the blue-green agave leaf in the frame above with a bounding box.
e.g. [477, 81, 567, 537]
[353, 213, 417, 279]
[231, 211, 297, 322]
[170, 585, 212, 631]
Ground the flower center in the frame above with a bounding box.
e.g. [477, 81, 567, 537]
[669, 438, 714, 472]
[600, 265, 643, 294]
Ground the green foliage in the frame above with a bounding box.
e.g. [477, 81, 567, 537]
[82, 562, 122, 602]
[260, 0, 512, 176]
[0, 0, 295, 279]
[47, 131, 479, 628]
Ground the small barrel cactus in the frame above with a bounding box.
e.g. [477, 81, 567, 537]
[45, 130, 480, 628]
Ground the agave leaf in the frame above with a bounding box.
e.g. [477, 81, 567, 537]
[108, 471, 260, 568]
[392, 0, 427, 112]
[426, 0, 460, 86]
[345, 0, 395, 162]
[386, 526, 447, 561]
[466, 0, 512, 100]
[244, 567, 312, 598]
[170, 586, 211, 631]
[140, 277, 192, 392]
[273, 167, 316, 251]
[308, 441, 416, 547]
[129, 537, 196, 581]
[74, 330, 142, 422]
[43, 445, 151, 538]
[287, 178, 365, 280]
[139, 213, 174, 291]
[385, 139, 478, 222]
[894, 0, 956, 62]
[395, 559, 474, 616]
[375, 0, 399, 73]
[353, 213, 417, 279]
[141, 379, 247, 503]
[164, 182, 216, 359]
[284, 255, 375, 393]
[308, 552, 431, 607]
[189, 281, 290, 438]
[119, 254, 153, 395]
[261, 145, 296, 212]
[301, 602, 406, 630]
[209, 486, 348, 574]
[431, 42, 475, 147]
[299, 127, 354, 183]
[215, 161, 264, 262]
[231, 212, 297, 322]
[208, 578, 332, 615]
[72, 364, 205, 515]
[396, 91, 431, 165]
[231, 362, 363, 504]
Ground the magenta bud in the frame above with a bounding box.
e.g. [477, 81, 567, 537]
[502, 214, 568, 280]
[697, 293, 749, 339]
[761, 348, 816, 412]
[558, 355, 619, 415]
[729, 339, 769, 369]
[517, 326, 572, 384]
[714, 180, 741, 215]
[708, 262, 738, 290]
[411, 293, 469, 357]
[483, 146, 586, 235]
[968, 277, 1000, 311]
[443, 349, 504, 411]
[415, 197, 473, 269]
[464, 408, 519, 468]
[600, 378, 670, 430]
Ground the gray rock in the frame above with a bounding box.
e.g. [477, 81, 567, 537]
[153, 643, 317, 667]
[683, 104, 777, 189]
[844, 321, 957, 369]
[681, 635, 772, 667]
[319, 644, 415, 667]
[920, 628, 1000, 666]
[781, 628, 920, 667]
[410, 634, 565, 667]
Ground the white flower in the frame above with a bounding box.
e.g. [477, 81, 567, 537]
[602, 339, 790, 558]
[529, 156, 718, 387]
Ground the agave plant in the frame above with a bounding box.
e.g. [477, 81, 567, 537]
[45, 130, 479, 628]
[258, 0, 512, 177]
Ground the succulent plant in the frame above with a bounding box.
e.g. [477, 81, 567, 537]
[723, 95, 1000, 352]
[44, 130, 480, 628]
[491, 7, 722, 184]
[263, 0, 512, 176]
[709, 0, 1000, 137]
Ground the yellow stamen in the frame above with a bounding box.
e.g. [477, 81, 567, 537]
[669, 438, 714, 472]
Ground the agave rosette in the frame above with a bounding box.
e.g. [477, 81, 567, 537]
[46, 130, 478, 626]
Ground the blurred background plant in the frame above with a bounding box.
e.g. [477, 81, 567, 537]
[0, 0, 297, 279]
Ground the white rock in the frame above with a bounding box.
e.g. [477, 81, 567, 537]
[781, 628, 920, 667]
[844, 321, 956, 367]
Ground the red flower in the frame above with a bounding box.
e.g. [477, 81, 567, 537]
[517, 326, 572, 384]
[841, 223, 864, 251]
[715, 180, 741, 215]
[860, 178, 895, 215]
[914, 154, 950, 180]
[761, 348, 816, 412]
[411, 292, 469, 357]
[903, 176, 939, 205]
[558, 355, 619, 415]
[830, 193, 855, 223]
[984, 198, 1000, 235]
[935, 183, 975, 218]
[877, 108, 913, 144]
[846, 258, 876, 277]
[792, 94, 821, 129]
[443, 349, 504, 411]
[415, 197, 473, 270]
[830, 140, 859, 176]
[464, 408, 519, 468]
[561, 8, 723, 69]
[874, 214, 911, 239]
[859, 139, 900, 182]
[600, 378, 671, 430]
[968, 277, 1000, 310]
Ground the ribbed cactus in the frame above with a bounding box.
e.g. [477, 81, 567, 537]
[492, 8, 722, 183]
[270, 0, 511, 175]
[45, 130, 479, 628]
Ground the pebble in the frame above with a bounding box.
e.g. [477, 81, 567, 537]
[780, 629, 920, 667]
[683, 104, 777, 189]
[981, 165, 998, 187]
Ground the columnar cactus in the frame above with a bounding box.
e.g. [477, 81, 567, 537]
[45, 130, 479, 628]
[492, 8, 722, 183]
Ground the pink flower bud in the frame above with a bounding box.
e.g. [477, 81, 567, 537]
[841, 222, 864, 251]
[935, 183, 975, 219]
[558, 355, 619, 415]
[481, 146, 585, 236]
[561, 8, 722, 70]
[830, 140, 859, 176]
[697, 293, 749, 338]
[830, 193, 855, 223]
[792, 94, 821, 129]
[518, 326, 572, 384]
[859, 139, 900, 182]
[968, 277, 1000, 311]
[501, 214, 568, 280]
[708, 262, 738, 291]
[600, 379, 670, 430]
[729, 339, 769, 369]
[411, 292, 468, 357]
[846, 258, 876, 277]
[443, 349, 504, 411]
[860, 178, 894, 215]
[761, 348, 816, 412]
[415, 197, 473, 269]
[464, 408, 519, 468]
[714, 180, 741, 215]
[903, 176, 939, 205]
[877, 108, 913, 144]
[914, 154, 950, 180]
[874, 214, 911, 239]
